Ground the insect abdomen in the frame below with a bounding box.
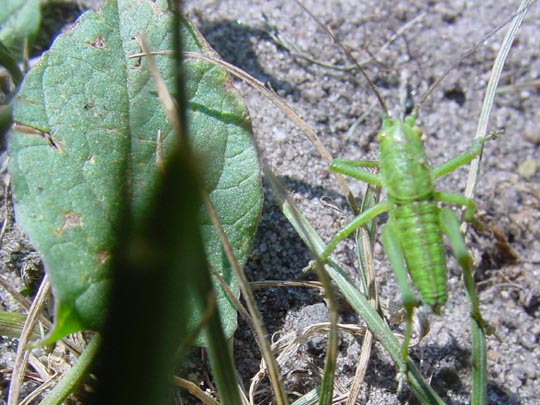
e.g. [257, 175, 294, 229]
[392, 200, 447, 307]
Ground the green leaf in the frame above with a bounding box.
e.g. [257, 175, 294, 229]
[94, 147, 241, 404]
[0, 103, 13, 141]
[0, 41, 22, 84]
[0, 311, 41, 340]
[8, 0, 261, 343]
[0, 0, 40, 61]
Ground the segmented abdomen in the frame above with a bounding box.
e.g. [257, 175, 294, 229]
[392, 200, 447, 307]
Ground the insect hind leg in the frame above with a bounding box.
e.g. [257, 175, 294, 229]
[439, 208, 484, 323]
[381, 220, 417, 392]
[439, 207, 489, 402]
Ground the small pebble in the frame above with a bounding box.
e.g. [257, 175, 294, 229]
[517, 159, 537, 179]
[523, 125, 540, 145]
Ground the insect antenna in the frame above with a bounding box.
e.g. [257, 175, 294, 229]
[416, 1, 536, 114]
[294, 0, 389, 116]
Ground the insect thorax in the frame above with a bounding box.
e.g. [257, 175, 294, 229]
[378, 118, 435, 203]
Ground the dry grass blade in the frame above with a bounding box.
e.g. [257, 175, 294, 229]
[27, 352, 51, 381]
[129, 49, 360, 214]
[135, 33, 182, 141]
[463, 0, 535, 210]
[19, 373, 60, 405]
[418, 0, 537, 109]
[249, 280, 324, 292]
[172, 376, 222, 405]
[347, 264, 375, 402]
[287, 3, 386, 401]
[7, 276, 50, 405]
[497, 79, 540, 92]
[262, 161, 340, 405]
[346, 331, 373, 404]
[264, 11, 425, 73]
[200, 192, 290, 405]
[136, 30, 275, 404]
[294, 0, 388, 115]
[209, 265, 253, 328]
[0, 276, 83, 357]
[0, 275, 34, 312]
[0, 179, 11, 243]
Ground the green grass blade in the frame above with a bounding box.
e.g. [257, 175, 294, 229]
[92, 146, 241, 405]
[264, 164, 334, 404]
[278, 196, 444, 404]
[350, 182, 381, 403]
[0, 312, 40, 340]
[291, 386, 321, 405]
[471, 319, 488, 405]
[0, 41, 22, 85]
[354, 180, 381, 311]
[464, 0, 534, 202]
[41, 334, 101, 405]
[463, 2, 534, 403]
[90, 2, 243, 402]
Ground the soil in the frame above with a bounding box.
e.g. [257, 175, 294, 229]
[1, 0, 539, 404]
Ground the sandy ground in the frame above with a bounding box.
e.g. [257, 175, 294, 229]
[1, 0, 540, 404]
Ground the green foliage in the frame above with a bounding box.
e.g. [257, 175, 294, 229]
[8, 0, 261, 343]
[0, 311, 41, 339]
[0, 0, 40, 137]
[0, 0, 40, 61]
[94, 146, 242, 404]
[0, 41, 21, 85]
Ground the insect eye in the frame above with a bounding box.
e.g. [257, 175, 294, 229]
[404, 115, 416, 126]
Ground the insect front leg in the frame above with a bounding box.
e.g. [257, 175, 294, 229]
[381, 220, 417, 392]
[330, 159, 382, 186]
[433, 131, 499, 179]
[438, 207, 488, 403]
[320, 162, 387, 262]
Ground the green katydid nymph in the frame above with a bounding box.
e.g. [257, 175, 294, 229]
[320, 110, 495, 389]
